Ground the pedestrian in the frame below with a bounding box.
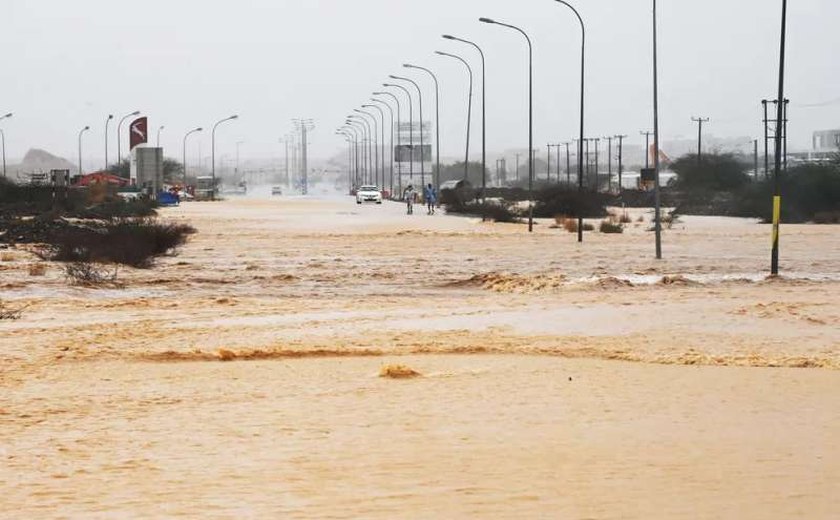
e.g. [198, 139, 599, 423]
[424, 183, 437, 215]
[404, 185, 415, 215]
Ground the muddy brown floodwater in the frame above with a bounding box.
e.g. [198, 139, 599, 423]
[2, 197, 839, 518]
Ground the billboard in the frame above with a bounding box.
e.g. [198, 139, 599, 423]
[129, 117, 148, 150]
[395, 144, 432, 163]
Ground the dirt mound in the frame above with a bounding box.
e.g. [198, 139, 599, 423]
[589, 277, 635, 290]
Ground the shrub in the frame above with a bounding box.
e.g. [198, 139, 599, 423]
[561, 218, 594, 233]
[63, 262, 119, 287]
[533, 186, 610, 219]
[619, 212, 632, 224]
[599, 221, 624, 234]
[445, 200, 521, 223]
[671, 153, 751, 192]
[43, 219, 196, 268]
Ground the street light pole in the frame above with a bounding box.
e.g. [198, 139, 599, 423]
[615, 134, 628, 190]
[117, 110, 140, 163]
[353, 112, 378, 186]
[479, 17, 533, 232]
[403, 64, 441, 196]
[442, 35, 487, 202]
[373, 91, 403, 195]
[371, 98, 395, 196]
[435, 50, 474, 184]
[362, 104, 387, 190]
[211, 114, 239, 201]
[347, 120, 367, 184]
[104, 114, 113, 170]
[652, 0, 663, 260]
[78, 126, 90, 177]
[383, 83, 414, 187]
[553, 0, 586, 241]
[0, 113, 12, 178]
[390, 75, 425, 189]
[183, 127, 202, 189]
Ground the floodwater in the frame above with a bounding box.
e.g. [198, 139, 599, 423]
[2, 196, 839, 518]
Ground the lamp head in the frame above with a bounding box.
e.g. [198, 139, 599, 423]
[402, 64, 413, 68]
[479, 17, 496, 24]
[388, 75, 399, 79]
[83, 126, 90, 130]
[230, 115, 239, 120]
[196, 127, 203, 132]
[107, 114, 114, 120]
[442, 34, 455, 40]
[131, 111, 140, 116]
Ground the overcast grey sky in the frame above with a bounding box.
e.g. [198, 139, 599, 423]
[2, 0, 838, 166]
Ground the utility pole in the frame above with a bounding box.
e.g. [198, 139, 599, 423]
[593, 138, 600, 191]
[546, 144, 553, 182]
[615, 134, 628, 191]
[563, 142, 571, 185]
[691, 116, 710, 163]
[555, 143, 561, 183]
[762, 99, 770, 179]
[515, 153, 521, 181]
[293, 119, 315, 195]
[774, 98, 789, 172]
[603, 136, 614, 191]
[753, 138, 759, 179]
[771, 0, 788, 277]
[640, 130, 653, 169]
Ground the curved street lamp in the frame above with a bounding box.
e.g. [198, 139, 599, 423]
[352, 112, 378, 186]
[390, 75, 426, 188]
[117, 110, 140, 163]
[211, 114, 239, 200]
[362, 104, 387, 190]
[0, 112, 12, 178]
[373, 91, 403, 193]
[553, 0, 587, 242]
[347, 117, 370, 184]
[383, 82, 414, 188]
[402, 64, 441, 195]
[104, 114, 114, 170]
[443, 35, 486, 198]
[78, 125, 90, 178]
[370, 98, 395, 196]
[479, 17, 534, 232]
[182, 127, 202, 188]
[343, 124, 362, 187]
[436, 50, 473, 183]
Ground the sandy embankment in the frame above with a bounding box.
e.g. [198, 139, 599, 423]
[1, 197, 838, 518]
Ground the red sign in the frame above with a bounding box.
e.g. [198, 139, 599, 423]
[129, 117, 148, 150]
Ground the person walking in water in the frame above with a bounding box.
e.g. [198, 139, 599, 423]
[424, 183, 437, 215]
[404, 185, 416, 215]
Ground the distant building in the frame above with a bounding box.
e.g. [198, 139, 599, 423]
[812, 129, 840, 151]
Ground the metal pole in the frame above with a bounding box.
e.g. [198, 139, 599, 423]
[553, 1, 586, 241]
[641, 131, 652, 169]
[691, 117, 709, 163]
[402, 65, 441, 197]
[771, 0, 788, 276]
[435, 51, 473, 183]
[753, 138, 759, 179]
[361, 105, 386, 188]
[479, 18, 533, 232]
[211, 115, 239, 201]
[390, 76, 425, 188]
[594, 138, 600, 191]
[374, 91, 402, 195]
[546, 144, 552, 181]
[183, 127, 202, 189]
[762, 100, 770, 179]
[442, 36, 486, 202]
[371, 99, 395, 195]
[616, 134, 627, 191]
[564, 142, 571, 185]
[78, 126, 90, 177]
[384, 83, 414, 185]
[653, 0, 663, 259]
[117, 110, 140, 164]
[604, 136, 613, 191]
[157, 126, 165, 148]
[104, 114, 113, 170]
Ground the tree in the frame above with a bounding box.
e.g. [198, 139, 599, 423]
[106, 158, 184, 184]
[671, 152, 751, 192]
[107, 159, 130, 179]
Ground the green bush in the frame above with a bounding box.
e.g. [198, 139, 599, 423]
[445, 200, 521, 223]
[533, 186, 610, 219]
[599, 221, 624, 234]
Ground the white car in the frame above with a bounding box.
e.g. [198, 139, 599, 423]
[356, 185, 383, 204]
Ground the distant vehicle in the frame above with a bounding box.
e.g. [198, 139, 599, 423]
[356, 185, 382, 205]
[271, 186, 283, 196]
